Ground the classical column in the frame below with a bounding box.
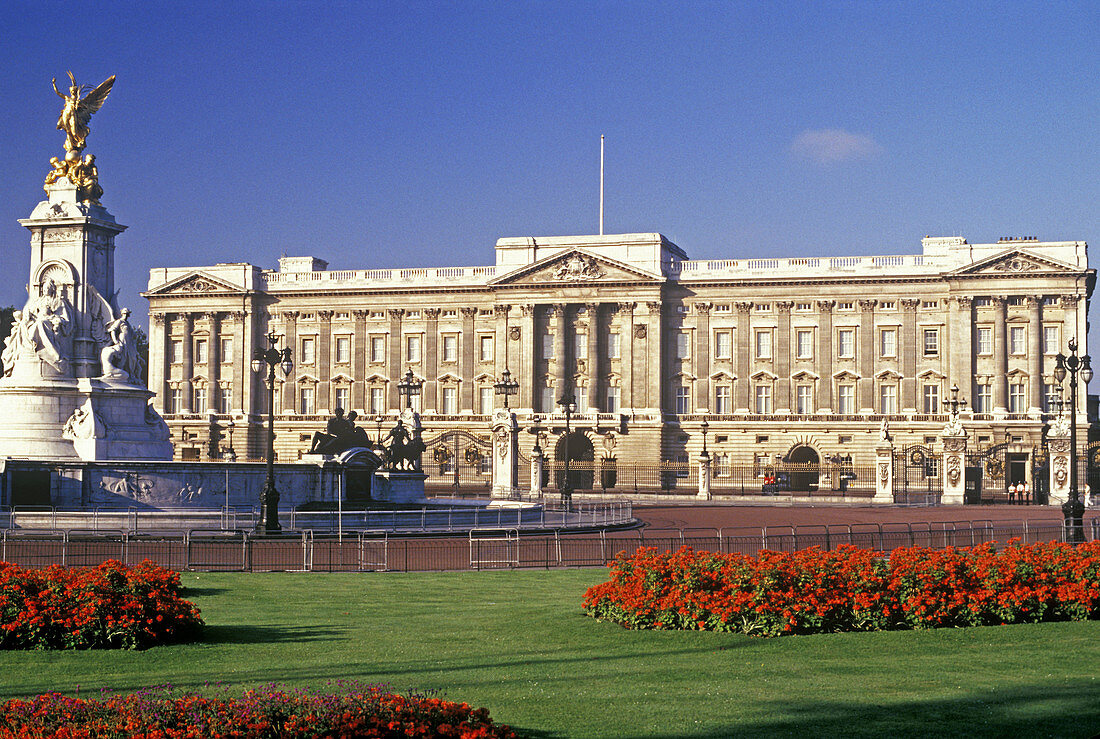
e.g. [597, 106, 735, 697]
[494, 304, 510, 374]
[640, 301, 661, 410]
[735, 302, 752, 412]
[900, 299, 918, 412]
[352, 309, 368, 411]
[388, 309, 404, 411]
[696, 302, 712, 413]
[227, 311, 245, 414]
[150, 313, 167, 412]
[318, 310, 333, 413]
[281, 311, 298, 414]
[202, 313, 219, 393]
[948, 297, 973, 404]
[992, 296, 1007, 413]
[240, 309, 256, 417]
[181, 313, 194, 412]
[1026, 296, 1042, 414]
[460, 307, 478, 412]
[775, 301, 792, 413]
[817, 301, 835, 412]
[858, 300, 875, 412]
[551, 304, 567, 395]
[586, 302, 600, 411]
[424, 308, 440, 413]
[519, 305, 535, 410]
[619, 303, 635, 411]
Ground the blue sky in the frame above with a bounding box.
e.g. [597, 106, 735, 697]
[0, 1, 1097, 353]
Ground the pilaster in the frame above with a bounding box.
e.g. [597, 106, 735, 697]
[775, 301, 792, 413]
[817, 301, 835, 412]
[696, 302, 712, 413]
[900, 299, 919, 412]
[460, 306, 477, 412]
[858, 300, 875, 412]
[388, 308, 404, 410]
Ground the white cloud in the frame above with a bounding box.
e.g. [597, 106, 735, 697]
[789, 128, 883, 164]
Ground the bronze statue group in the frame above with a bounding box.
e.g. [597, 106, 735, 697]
[308, 409, 425, 471]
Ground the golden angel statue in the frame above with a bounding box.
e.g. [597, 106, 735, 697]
[52, 71, 115, 152]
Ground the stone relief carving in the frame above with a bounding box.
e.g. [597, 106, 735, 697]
[947, 455, 962, 485]
[942, 415, 966, 438]
[942, 436, 967, 453]
[633, 324, 647, 339]
[993, 258, 1040, 272]
[553, 254, 604, 281]
[175, 277, 220, 293]
[1054, 455, 1069, 486]
[878, 462, 890, 485]
[63, 400, 106, 441]
[509, 326, 521, 341]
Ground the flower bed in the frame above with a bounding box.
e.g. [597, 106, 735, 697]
[583, 541, 1100, 637]
[0, 683, 519, 738]
[0, 559, 203, 649]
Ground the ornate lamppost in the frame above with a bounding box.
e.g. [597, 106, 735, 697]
[701, 418, 710, 456]
[397, 368, 422, 410]
[494, 367, 519, 409]
[251, 330, 293, 534]
[374, 414, 385, 445]
[223, 417, 236, 462]
[557, 390, 577, 507]
[947, 383, 968, 418]
[1054, 338, 1092, 543]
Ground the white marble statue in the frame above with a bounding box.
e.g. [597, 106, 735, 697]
[2, 310, 26, 376]
[100, 307, 143, 383]
[16, 277, 73, 373]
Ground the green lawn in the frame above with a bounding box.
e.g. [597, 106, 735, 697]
[0, 569, 1098, 738]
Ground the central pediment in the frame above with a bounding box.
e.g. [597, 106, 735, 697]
[489, 249, 664, 286]
[144, 271, 246, 296]
[949, 248, 1078, 277]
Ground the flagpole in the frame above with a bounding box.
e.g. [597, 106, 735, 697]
[599, 135, 605, 235]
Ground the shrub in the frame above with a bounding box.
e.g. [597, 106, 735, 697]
[0, 559, 203, 649]
[0, 682, 520, 738]
[583, 541, 1100, 637]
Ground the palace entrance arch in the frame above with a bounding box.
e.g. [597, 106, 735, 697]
[555, 432, 594, 491]
[787, 444, 820, 492]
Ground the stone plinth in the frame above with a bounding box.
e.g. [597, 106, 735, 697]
[1047, 432, 1071, 505]
[530, 448, 544, 497]
[697, 452, 711, 500]
[490, 409, 519, 499]
[940, 432, 967, 505]
[873, 445, 894, 504]
[372, 470, 427, 504]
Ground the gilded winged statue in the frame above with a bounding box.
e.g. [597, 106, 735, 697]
[52, 71, 115, 152]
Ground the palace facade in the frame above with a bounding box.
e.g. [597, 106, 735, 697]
[144, 232, 1093, 490]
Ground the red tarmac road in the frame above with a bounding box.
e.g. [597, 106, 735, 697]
[632, 504, 1097, 532]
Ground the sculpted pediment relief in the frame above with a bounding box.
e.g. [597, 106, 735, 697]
[954, 249, 1076, 277]
[490, 249, 663, 286]
[148, 272, 243, 296]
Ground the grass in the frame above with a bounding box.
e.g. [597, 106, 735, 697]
[0, 569, 1098, 738]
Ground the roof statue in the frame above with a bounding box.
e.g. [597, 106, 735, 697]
[45, 72, 114, 203]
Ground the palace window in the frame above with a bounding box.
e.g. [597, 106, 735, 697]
[974, 384, 992, 414]
[880, 328, 897, 357]
[195, 339, 208, 365]
[170, 340, 182, 364]
[442, 335, 458, 363]
[608, 332, 621, 359]
[370, 336, 385, 363]
[715, 385, 731, 414]
[675, 387, 691, 414]
[220, 337, 233, 363]
[575, 388, 588, 414]
[169, 388, 182, 414]
[1007, 296, 1025, 307]
[796, 385, 813, 415]
[299, 386, 315, 415]
[1043, 383, 1060, 413]
[974, 298, 991, 307]
[837, 384, 854, 414]
[921, 300, 938, 309]
[219, 386, 232, 414]
[879, 301, 896, 310]
[675, 332, 690, 360]
[370, 387, 385, 415]
[714, 330, 731, 360]
[923, 328, 939, 356]
[754, 303, 771, 312]
[406, 334, 421, 363]
[1043, 325, 1060, 354]
[977, 327, 992, 355]
[335, 336, 350, 364]
[407, 310, 421, 319]
[796, 329, 813, 360]
[370, 311, 384, 319]
[1042, 296, 1059, 307]
[1010, 326, 1026, 355]
[755, 385, 773, 414]
[479, 386, 493, 414]
[922, 383, 939, 414]
[754, 329, 772, 359]
[606, 386, 620, 414]
[838, 302, 854, 311]
[335, 387, 350, 414]
[542, 333, 554, 360]
[713, 304, 731, 314]
[441, 387, 458, 415]
[441, 310, 457, 318]
[300, 337, 316, 365]
[795, 302, 812, 312]
[480, 335, 494, 362]
[193, 386, 207, 414]
[837, 329, 855, 359]
[540, 386, 555, 413]
[1008, 382, 1025, 414]
[575, 332, 587, 360]
[880, 384, 897, 414]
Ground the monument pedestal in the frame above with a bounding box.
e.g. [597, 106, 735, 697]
[372, 470, 427, 504]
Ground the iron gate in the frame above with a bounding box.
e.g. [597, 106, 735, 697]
[893, 444, 942, 501]
[423, 430, 493, 496]
[965, 442, 1008, 503]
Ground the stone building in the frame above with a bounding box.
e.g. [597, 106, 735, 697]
[144, 232, 1093, 494]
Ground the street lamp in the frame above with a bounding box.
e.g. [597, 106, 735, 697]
[557, 390, 577, 507]
[374, 414, 385, 445]
[1054, 337, 1093, 543]
[700, 418, 710, 456]
[397, 368, 422, 410]
[494, 367, 519, 409]
[947, 383, 968, 419]
[223, 417, 236, 462]
[250, 330, 293, 534]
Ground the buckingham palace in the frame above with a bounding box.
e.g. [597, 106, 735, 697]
[144, 231, 1094, 497]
